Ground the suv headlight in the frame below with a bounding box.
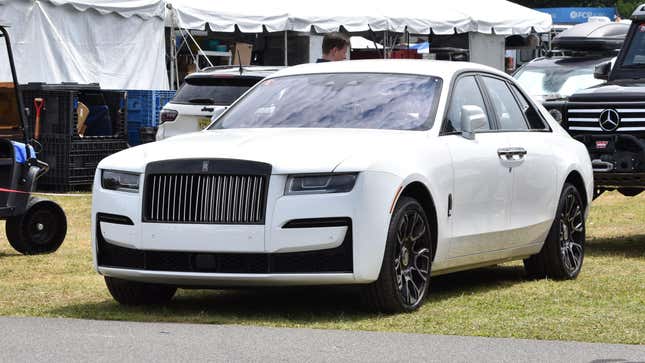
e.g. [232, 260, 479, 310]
[285, 173, 357, 195]
[101, 170, 140, 192]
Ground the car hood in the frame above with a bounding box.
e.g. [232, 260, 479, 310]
[569, 81, 645, 102]
[99, 128, 426, 174]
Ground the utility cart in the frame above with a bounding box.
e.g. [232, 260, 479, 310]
[0, 25, 66, 254]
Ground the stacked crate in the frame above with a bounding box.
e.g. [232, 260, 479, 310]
[126, 90, 176, 145]
[21, 83, 129, 191]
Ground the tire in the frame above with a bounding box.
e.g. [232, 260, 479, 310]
[524, 183, 585, 280]
[5, 197, 67, 255]
[364, 197, 433, 313]
[105, 276, 177, 306]
[618, 188, 643, 197]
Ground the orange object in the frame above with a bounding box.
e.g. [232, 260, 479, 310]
[33, 98, 44, 140]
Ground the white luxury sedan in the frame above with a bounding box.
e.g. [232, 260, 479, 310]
[92, 60, 593, 313]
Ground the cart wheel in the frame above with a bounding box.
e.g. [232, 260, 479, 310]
[6, 197, 67, 255]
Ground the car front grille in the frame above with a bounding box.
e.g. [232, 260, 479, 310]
[566, 102, 645, 136]
[143, 159, 271, 224]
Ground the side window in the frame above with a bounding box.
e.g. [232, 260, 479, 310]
[445, 76, 490, 133]
[481, 77, 528, 131]
[511, 85, 548, 130]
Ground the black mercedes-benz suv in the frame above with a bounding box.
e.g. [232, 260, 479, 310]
[564, 6, 645, 197]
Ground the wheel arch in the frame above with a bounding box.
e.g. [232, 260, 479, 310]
[398, 181, 438, 261]
[564, 170, 588, 211]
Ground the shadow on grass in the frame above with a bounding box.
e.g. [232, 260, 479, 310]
[586, 234, 645, 259]
[47, 265, 527, 323]
[0, 250, 21, 258]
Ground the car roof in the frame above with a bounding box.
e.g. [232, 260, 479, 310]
[266, 59, 509, 81]
[186, 66, 285, 79]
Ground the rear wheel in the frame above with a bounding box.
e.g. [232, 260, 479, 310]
[364, 197, 432, 313]
[6, 197, 67, 255]
[524, 183, 585, 280]
[105, 276, 176, 306]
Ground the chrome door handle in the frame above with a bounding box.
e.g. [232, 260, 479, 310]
[497, 147, 527, 160]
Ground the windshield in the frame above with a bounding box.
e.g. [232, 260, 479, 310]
[514, 65, 603, 99]
[623, 23, 645, 67]
[172, 77, 260, 105]
[213, 73, 442, 131]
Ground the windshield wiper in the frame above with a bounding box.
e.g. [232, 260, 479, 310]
[187, 98, 216, 104]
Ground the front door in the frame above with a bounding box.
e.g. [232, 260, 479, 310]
[443, 75, 514, 257]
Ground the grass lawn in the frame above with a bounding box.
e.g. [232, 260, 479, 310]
[0, 191, 643, 344]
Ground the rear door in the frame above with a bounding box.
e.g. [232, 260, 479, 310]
[480, 76, 558, 246]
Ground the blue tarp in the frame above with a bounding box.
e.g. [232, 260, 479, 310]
[536, 7, 617, 24]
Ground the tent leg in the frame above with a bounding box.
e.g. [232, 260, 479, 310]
[284, 31, 288, 66]
[170, 25, 176, 90]
[384, 30, 388, 59]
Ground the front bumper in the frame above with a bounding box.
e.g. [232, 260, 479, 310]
[91, 170, 402, 285]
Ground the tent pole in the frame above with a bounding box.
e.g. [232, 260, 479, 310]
[384, 30, 388, 59]
[169, 5, 176, 90]
[284, 31, 288, 66]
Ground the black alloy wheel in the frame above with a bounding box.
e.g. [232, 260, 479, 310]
[364, 197, 433, 313]
[558, 191, 585, 276]
[524, 183, 585, 280]
[394, 208, 432, 307]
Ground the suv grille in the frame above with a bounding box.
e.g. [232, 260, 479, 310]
[144, 174, 267, 224]
[566, 102, 645, 135]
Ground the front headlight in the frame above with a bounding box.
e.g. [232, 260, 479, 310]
[285, 173, 357, 195]
[101, 170, 140, 192]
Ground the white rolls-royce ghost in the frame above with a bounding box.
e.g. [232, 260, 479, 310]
[92, 60, 593, 313]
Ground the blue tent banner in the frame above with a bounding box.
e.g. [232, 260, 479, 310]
[536, 7, 617, 24]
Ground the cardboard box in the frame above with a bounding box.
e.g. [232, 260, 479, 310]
[233, 42, 253, 65]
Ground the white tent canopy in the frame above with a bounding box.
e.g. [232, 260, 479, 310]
[168, 0, 552, 35]
[0, 0, 168, 89]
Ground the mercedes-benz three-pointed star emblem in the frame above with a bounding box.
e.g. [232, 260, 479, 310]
[598, 109, 620, 131]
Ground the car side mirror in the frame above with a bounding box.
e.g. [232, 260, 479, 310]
[594, 61, 611, 80]
[460, 105, 487, 140]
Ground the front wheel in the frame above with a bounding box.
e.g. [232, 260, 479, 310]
[364, 197, 433, 313]
[5, 197, 67, 255]
[524, 183, 585, 280]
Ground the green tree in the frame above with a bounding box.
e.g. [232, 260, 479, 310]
[616, 0, 641, 17]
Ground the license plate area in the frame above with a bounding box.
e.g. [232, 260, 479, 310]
[198, 117, 211, 130]
[589, 137, 615, 152]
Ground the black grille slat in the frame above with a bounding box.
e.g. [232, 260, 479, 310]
[144, 174, 267, 224]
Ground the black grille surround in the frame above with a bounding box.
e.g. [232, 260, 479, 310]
[96, 216, 354, 274]
[143, 159, 271, 225]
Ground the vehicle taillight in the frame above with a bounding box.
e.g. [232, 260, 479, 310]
[159, 109, 178, 124]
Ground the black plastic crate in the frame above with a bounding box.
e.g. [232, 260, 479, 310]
[36, 135, 128, 192]
[21, 85, 127, 140]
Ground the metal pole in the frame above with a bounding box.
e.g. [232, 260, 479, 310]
[169, 5, 176, 90]
[384, 30, 388, 59]
[284, 31, 288, 66]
